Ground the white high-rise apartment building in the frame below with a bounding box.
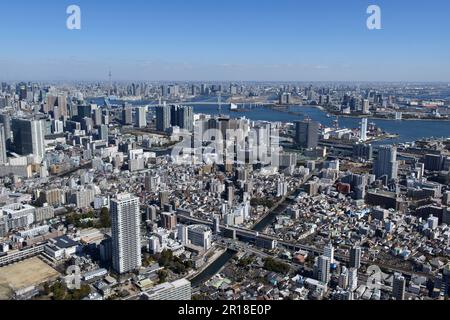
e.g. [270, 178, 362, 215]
[111, 193, 142, 274]
[360, 118, 368, 142]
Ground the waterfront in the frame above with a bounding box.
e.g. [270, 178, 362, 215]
[89, 97, 450, 145]
[188, 104, 450, 145]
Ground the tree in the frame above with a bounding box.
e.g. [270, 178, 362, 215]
[157, 270, 168, 284]
[263, 258, 290, 274]
[99, 207, 111, 228]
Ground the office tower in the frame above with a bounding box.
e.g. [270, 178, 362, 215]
[179, 106, 193, 131]
[136, 106, 147, 128]
[353, 143, 373, 161]
[92, 108, 102, 126]
[0, 124, 7, 164]
[98, 124, 109, 141]
[140, 279, 191, 300]
[77, 104, 93, 120]
[46, 95, 68, 119]
[161, 85, 167, 97]
[317, 255, 331, 283]
[122, 105, 133, 125]
[156, 105, 171, 132]
[362, 99, 370, 114]
[348, 268, 358, 291]
[392, 273, 406, 300]
[187, 225, 212, 251]
[295, 120, 319, 149]
[81, 117, 93, 133]
[11, 118, 45, 159]
[323, 243, 335, 264]
[360, 118, 368, 142]
[374, 145, 398, 180]
[200, 84, 207, 95]
[111, 193, 142, 274]
[0, 114, 11, 146]
[350, 246, 362, 269]
[170, 105, 193, 131]
[424, 154, 445, 171]
[52, 120, 64, 134]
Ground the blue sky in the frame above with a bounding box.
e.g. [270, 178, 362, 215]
[1, 0, 449, 81]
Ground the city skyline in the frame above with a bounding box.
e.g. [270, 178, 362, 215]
[1, 0, 450, 81]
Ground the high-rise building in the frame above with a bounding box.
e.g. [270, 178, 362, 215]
[360, 118, 368, 142]
[295, 120, 319, 149]
[317, 255, 331, 284]
[136, 107, 147, 128]
[92, 108, 102, 127]
[161, 212, 177, 230]
[111, 193, 142, 274]
[0, 124, 8, 164]
[11, 118, 45, 159]
[349, 246, 362, 269]
[170, 105, 193, 131]
[177, 224, 188, 244]
[348, 268, 358, 291]
[156, 105, 171, 132]
[0, 114, 11, 146]
[374, 145, 398, 181]
[98, 124, 109, 141]
[362, 99, 370, 114]
[122, 105, 133, 125]
[392, 273, 406, 300]
[323, 243, 335, 264]
[353, 143, 373, 161]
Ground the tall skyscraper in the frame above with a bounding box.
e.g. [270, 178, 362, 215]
[362, 99, 370, 114]
[98, 124, 109, 141]
[360, 118, 368, 142]
[348, 268, 358, 291]
[323, 243, 335, 264]
[0, 114, 11, 146]
[349, 246, 362, 269]
[122, 105, 133, 125]
[295, 120, 319, 149]
[374, 145, 398, 180]
[392, 273, 406, 300]
[136, 106, 147, 128]
[0, 124, 8, 164]
[11, 118, 45, 159]
[156, 105, 171, 132]
[317, 255, 331, 284]
[170, 105, 193, 131]
[111, 193, 142, 274]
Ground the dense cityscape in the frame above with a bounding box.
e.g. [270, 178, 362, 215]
[0, 81, 449, 301]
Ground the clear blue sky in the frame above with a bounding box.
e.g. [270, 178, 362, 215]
[1, 0, 449, 81]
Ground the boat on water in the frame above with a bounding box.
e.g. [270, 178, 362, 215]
[230, 103, 238, 110]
